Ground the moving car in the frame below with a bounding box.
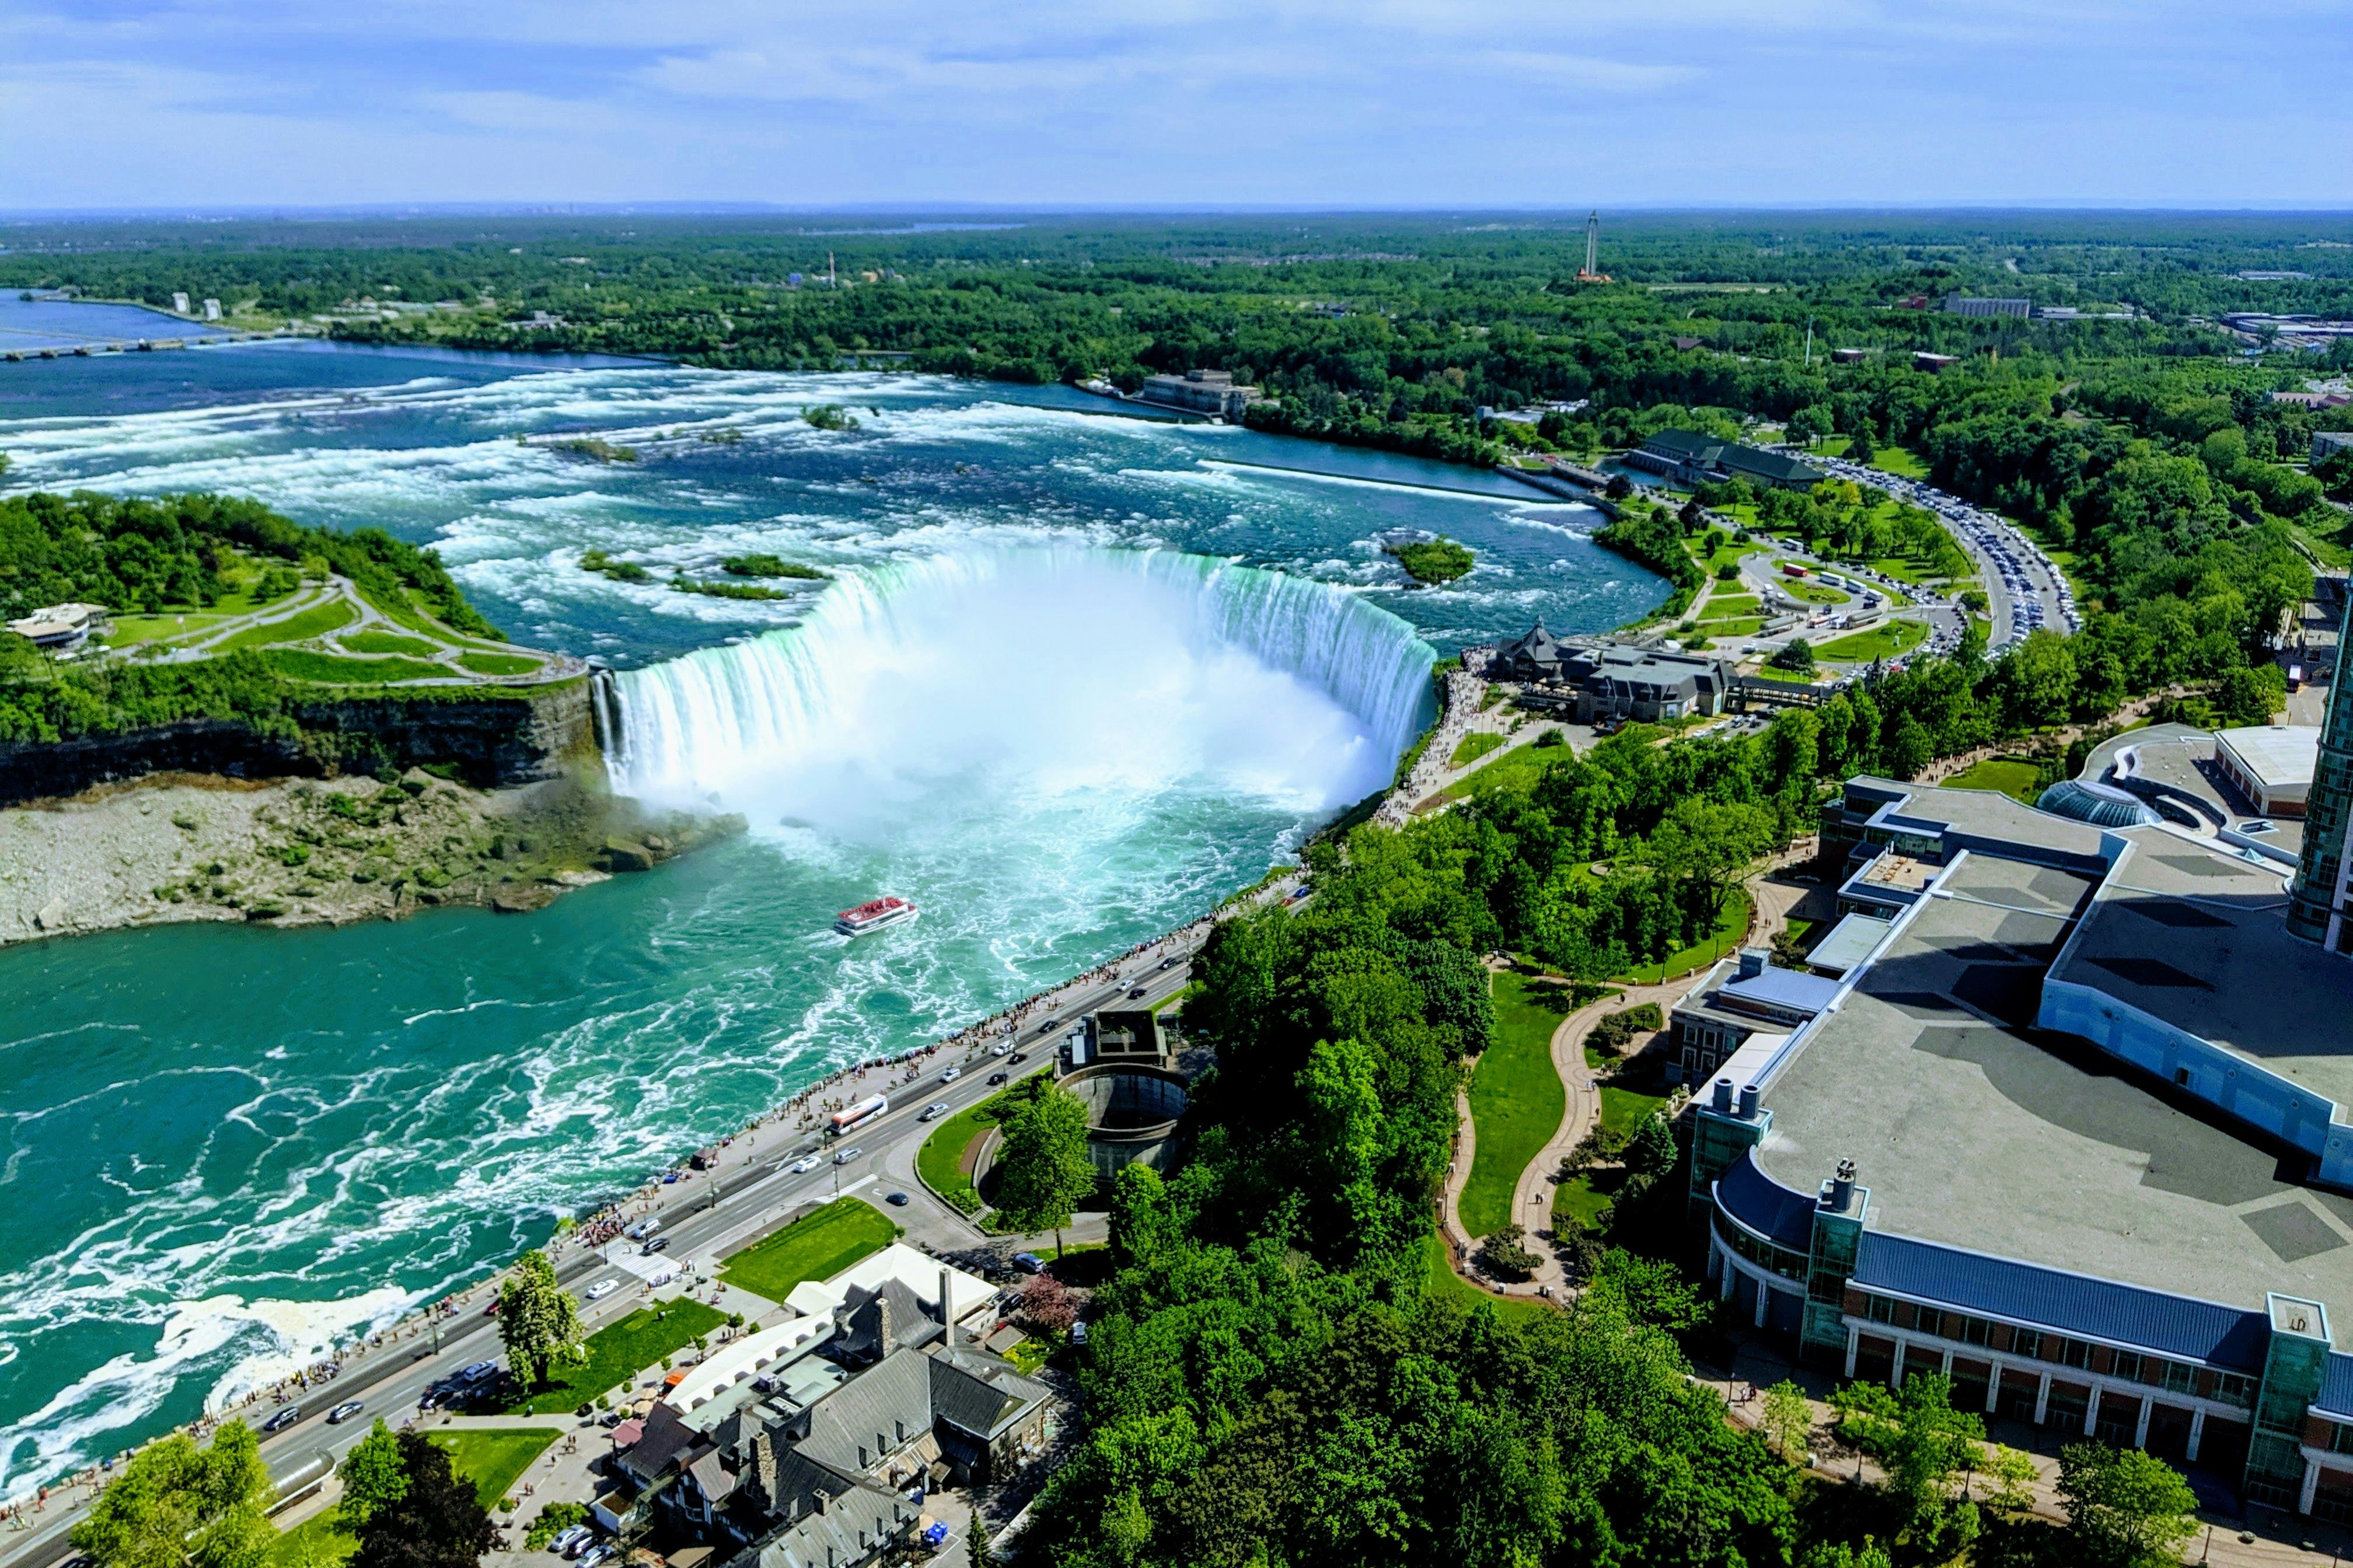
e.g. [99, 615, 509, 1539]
[940, 1067, 962, 1083]
[1006, 1052, 1025, 1064]
[325, 1400, 365, 1424]
[833, 1146, 863, 1165]
[990, 1042, 1011, 1056]
[987, 1072, 1008, 1086]
[1126, 986, 1148, 998]
[919, 1102, 950, 1122]
[885, 1191, 910, 1206]
[641, 1236, 671, 1255]
[789, 1154, 822, 1175]
[261, 1405, 302, 1433]
[585, 1279, 619, 1301]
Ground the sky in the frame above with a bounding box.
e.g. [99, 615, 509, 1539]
[4, 0, 2351, 211]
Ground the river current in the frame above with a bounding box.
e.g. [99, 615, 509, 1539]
[0, 330, 1658, 1496]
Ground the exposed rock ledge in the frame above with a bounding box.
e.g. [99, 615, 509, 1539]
[0, 768, 741, 945]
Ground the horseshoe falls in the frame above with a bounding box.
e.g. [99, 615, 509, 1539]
[0, 343, 1663, 1501]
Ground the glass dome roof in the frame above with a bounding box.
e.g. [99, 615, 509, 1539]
[2036, 777, 2160, 829]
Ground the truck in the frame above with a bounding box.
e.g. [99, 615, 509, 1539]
[829, 1094, 888, 1136]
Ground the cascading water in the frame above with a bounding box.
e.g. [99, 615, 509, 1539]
[607, 548, 1437, 826]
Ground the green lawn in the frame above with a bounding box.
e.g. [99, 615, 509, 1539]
[917, 1088, 1025, 1213]
[1692, 618, 1762, 639]
[1773, 570, 1850, 605]
[458, 651, 543, 676]
[1696, 594, 1759, 619]
[1612, 887, 1750, 984]
[1866, 445, 1931, 480]
[719, 1196, 899, 1302]
[215, 599, 355, 651]
[1599, 1081, 1671, 1140]
[1813, 619, 1929, 662]
[266, 649, 451, 685]
[1449, 731, 1506, 768]
[502, 1298, 728, 1415]
[426, 1427, 563, 1508]
[1942, 756, 2045, 805]
[1427, 743, 1563, 806]
[267, 1515, 356, 1568]
[1420, 1231, 1553, 1323]
[1460, 971, 1571, 1238]
[338, 628, 442, 656]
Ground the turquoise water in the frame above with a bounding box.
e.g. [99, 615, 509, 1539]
[0, 338, 1660, 1497]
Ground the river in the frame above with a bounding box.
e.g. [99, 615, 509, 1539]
[0, 324, 1659, 1496]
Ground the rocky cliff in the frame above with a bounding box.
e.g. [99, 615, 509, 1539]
[0, 678, 597, 808]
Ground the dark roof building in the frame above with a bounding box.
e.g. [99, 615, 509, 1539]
[1624, 428, 1824, 491]
[1492, 625, 1737, 723]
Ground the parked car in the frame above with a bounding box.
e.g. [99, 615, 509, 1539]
[325, 1400, 365, 1425]
[585, 1279, 619, 1301]
[919, 1102, 950, 1122]
[261, 1405, 302, 1433]
[641, 1236, 671, 1255]
[885, 1191, 910, 1206]
[833, 1146, 863, 1165]
[578, 1546, 616, 1568]
[549, 1527, 592, 1556]
[1013, 1252, 1046, 1275]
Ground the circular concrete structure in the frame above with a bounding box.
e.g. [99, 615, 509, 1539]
[1063, 1063, 1189, 1182]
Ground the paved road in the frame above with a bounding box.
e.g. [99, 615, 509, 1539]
[0, 949, 1202, 1568]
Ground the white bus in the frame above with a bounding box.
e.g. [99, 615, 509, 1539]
[829, 1094, 888, 1136]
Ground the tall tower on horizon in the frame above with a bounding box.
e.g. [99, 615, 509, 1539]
[2288, 589, 2353, 953]
[1575, 211, 1611, 284]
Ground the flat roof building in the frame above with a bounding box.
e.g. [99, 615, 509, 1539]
[2215, 725, 2320, 818]
[1691, 773, 2353, 1517]
[1946, 295, 2033, 318]
[1624, 428, 1825, 492]
[1135, 368, 1262, 421]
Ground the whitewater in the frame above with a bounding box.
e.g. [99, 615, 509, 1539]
[0, 339, 1661, 1498]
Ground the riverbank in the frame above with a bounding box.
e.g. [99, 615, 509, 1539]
[0, 767, 739, 944]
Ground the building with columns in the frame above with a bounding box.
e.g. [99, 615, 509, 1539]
[1689, 771, 2353, 1520]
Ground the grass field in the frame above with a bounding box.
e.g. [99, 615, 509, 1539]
[502, 1299, 728, 1415]
[1691, 618, 1762, 639]
[217, 598, 355, 651]
[458, 651, 542, 676]
[1427, 742, 1563, 806]
[917, 1088, 1025, 1212]
[266, 649, 450, 685]
[1942, 756, 2045, 804]
[1696, 593, 1759, 619]
[427, 1427, 563, 1508]
[1775, 571, 1851, 605]
[1814, 619, 1929, 662]
[1449, 731, 1506, 768]
[1420, 1231, 1554, 1323]
[1612, 887, 1750, 984]
[1459, 971, 1570, 1238]
[719, 1196, 898, 1302]
[1866, 445, 1932, 480]
[267, 1514, 357, 1568]
[338, 628, 442, 656]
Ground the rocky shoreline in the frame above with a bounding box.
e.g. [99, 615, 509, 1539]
[0, 766, 740, 945]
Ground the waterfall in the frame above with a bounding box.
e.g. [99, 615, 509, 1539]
[606, 548, 1436, 813]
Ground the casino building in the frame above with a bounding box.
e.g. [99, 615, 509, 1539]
[1687, 749, 2353, 1517]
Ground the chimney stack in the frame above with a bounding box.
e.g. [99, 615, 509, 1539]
[1828, 1157, 1856, 1212]
[938, 1267, 954, 1330]
[1736, 947, 1767, 980]
[1737, 1082, 1760, 1118]
[1712, 1077, 1734, 1113]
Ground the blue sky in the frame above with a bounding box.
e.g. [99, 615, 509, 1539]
[4, 0, 2349, 210]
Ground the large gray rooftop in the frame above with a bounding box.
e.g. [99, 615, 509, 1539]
[2051, 827, 2353, 1104]
[1755, 848, 2353, 1338]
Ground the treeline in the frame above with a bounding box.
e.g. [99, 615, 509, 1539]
[0, 491, 496, 638]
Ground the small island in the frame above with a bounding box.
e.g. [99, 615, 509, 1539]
[1385, 535, 1476, 586]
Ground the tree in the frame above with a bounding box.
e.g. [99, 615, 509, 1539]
[1847, 421, 1877, 465]
[1762, 1380, 1814, 1462]
[1980, 1444, 2040, 1514]
[1017, 1272, 1078, 1335]
[73, 1421, 276, 1568]
[1108, 1164, 1178, 1271]
[336, 1420, 409, 1529]
[2216, 662, 2285, 727]
[1624, 1114, 1678, 1181]
[497, 1249, 584, 1388]
[1770, 637, 1817, 675]
[1479, 1223, 1542, 1279]
[1884, 713, 1934, 780]
[350, 1433, 494, 1568]
[993, 1080, 1095, 1256]
[2055, 1443, 2198, 1568]
[969, 1504, 996, 1566]
[1787, 404, 1833, 448]
[1645, 797, 1780, 919]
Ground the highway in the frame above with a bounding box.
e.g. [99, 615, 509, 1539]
[0, 942, 1203, 1568]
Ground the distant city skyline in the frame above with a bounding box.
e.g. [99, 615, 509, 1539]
[2, 0, 2349, 211]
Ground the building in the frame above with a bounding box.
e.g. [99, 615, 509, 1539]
[1945, 295, 2032, 319]
[201, 299, 222, 322]
[610, 1248, 1049, 1561]
[1667, 947, 1835, 1084]
[1831, 348, 1869, 364]
[1624, 428, 1824, 492]
[2271, 392, 2351, 410]
[2314, 431, 2353, 465]
[1912, 352, 1961, 373]
[4, 602, 111, 652]
[171, 292, 190, 315]
[1800, 912, 1894, 980]
[2292, 591, 2353, 952]
[1492, 623, 1737, 722]
[2215, 725, 2320, 818]
[1135, 369, 1262, 421]
[1689, 772, 2353, 1517]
